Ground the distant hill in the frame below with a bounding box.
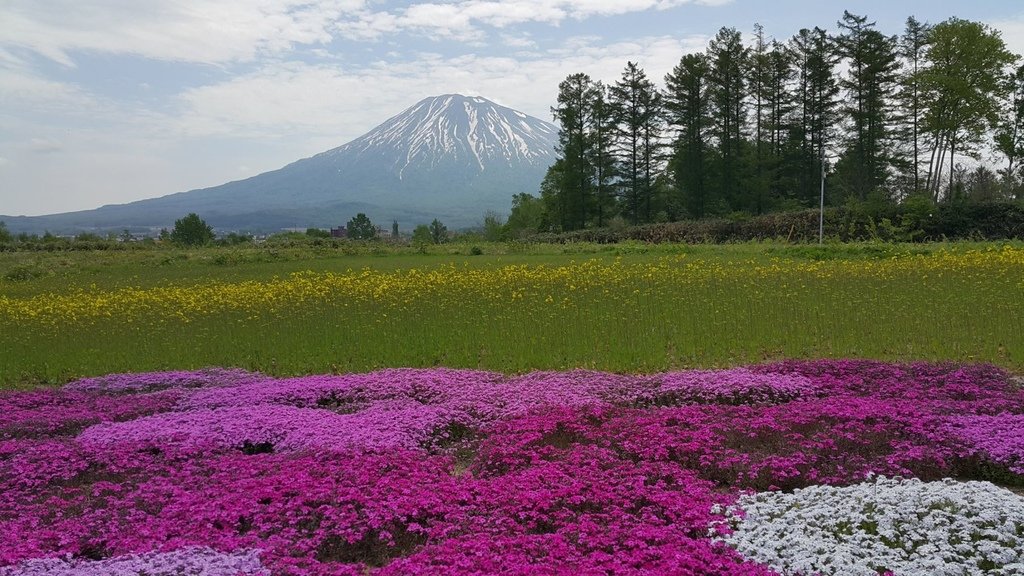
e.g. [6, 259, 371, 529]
[2, 94, 559, 234]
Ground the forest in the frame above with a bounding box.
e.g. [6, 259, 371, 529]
[536, 12, 1024, 232]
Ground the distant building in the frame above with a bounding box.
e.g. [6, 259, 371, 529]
[330, 226, 347, 238]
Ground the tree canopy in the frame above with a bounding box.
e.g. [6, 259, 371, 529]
[170, 213, 214, 246]
[539, 12, 1021, 231]
[346, 213, 376, 240]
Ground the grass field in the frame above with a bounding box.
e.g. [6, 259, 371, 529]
[1, 240, 1022, 387]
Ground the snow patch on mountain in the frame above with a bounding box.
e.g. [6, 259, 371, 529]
[320, 94, 558, 180]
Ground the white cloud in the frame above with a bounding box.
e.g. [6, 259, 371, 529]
[27, 137, 63, 154]
[339, 0, 731, 40]
[0, 0, 365, 66]
[989, 15, 1024, 61]
[501, 33, 538, 49]
[0, 66, 99, 113]
[173, 34, 709, 142]
[0, 0, 729, 64]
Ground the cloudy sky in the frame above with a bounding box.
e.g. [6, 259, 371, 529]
[2, 0, 1022, 216]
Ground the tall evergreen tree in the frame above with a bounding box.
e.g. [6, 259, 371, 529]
[610, 61, 662, 224]
[835, 11, 901, 201]
[746, 24, 776, 213]
[789, 27, 840, 206]
[664, 53, 712, 217]
[895, 16, 932, 196]
[919, 18, 1017, 200]
[707, 27, 749, 210]
[552, 73, 600, 230]
[764, 40, 796, 203]
[588, 82, 619, 226]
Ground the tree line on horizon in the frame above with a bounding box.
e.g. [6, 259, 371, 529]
[529, 12, 1024, 233]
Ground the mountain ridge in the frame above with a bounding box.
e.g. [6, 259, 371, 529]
[2, 94, 558, 233]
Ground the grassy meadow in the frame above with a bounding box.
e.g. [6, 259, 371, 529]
[1, 240, 1022, 387]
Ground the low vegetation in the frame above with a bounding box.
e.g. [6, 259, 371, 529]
[1, 241, 1021, 387]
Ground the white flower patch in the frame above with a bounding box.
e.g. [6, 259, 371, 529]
[720, 476, 1024, 576]
[0, 547, 268, 576]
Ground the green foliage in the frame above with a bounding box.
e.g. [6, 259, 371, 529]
[429, 219, 448, 244]
[170, 213, 214, 246]
[506, 193, 547, 238]
[217, 232, 253, 246]
[706, 27, 749, 210]
[918, 18, 1017, 199]
[411, 224, 432, 248]
[552, 73, 601, 231]
[482, 211, 505, 242]
[609, 61, 663, 225]
[527, 201, 1024, 244]
[665, 52, 712, 218]
[834, 11, 901, 202]
[4, 264, 50, 282]
[306, 228, 330, 239]
[995, 63, 1024, 196]
[346, 213, 376, 240]
[540, 13, 1022, 231]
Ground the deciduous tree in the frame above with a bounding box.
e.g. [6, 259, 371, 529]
[170, 213, 214, 246]
[346, 213, 377, 240]
[919, 18, 1017, 200]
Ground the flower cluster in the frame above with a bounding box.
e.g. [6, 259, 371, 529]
[64, 368, 266, 394]
[721, 476, 1024, 576]
[0, 361, 1021, 574]
[0, 547, 268, 576]
[943, 413, 1024, 474]
[5, 248, 1023, 328]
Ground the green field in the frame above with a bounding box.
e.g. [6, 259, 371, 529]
[2, 240, 1022, 387]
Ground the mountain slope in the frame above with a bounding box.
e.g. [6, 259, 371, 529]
[3, 95, 558, 233]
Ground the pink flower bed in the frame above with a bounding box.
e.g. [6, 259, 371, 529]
[0, 362, 1021, 574]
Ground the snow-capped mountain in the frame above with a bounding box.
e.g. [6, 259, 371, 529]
[3, 95, 559, 233]
[329, 94, 557, 176]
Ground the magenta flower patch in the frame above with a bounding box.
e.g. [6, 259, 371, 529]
[0, 361, 1021, 574]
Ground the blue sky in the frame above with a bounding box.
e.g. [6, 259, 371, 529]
[2, 0, 1022, 216]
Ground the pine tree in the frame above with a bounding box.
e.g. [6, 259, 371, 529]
[610, 62, 663, 224]
[747, 24, 775, 213]
[789, 27, 840, 206]
[664, 53, 712, 218]
[552, 73, 600, 230]
[764, 40, 796, 204]
[834, 11, 901, 202]
[589, 83, 618, 226]
[894, 16, 932, 196]
[707, 27, 749, 210]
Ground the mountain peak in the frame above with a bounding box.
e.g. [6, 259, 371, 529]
[325, 94, 557, 176]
